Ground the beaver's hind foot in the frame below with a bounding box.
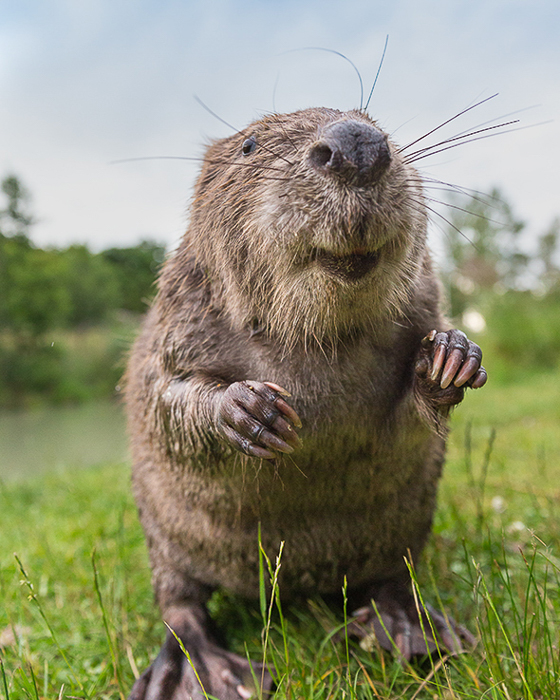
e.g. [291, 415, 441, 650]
[344, 579, 476, 661]
[128, 605, 272, 700]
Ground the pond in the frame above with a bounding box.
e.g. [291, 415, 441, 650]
[0, 400, 128, 481]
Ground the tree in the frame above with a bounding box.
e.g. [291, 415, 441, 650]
[101, 240, 165, 313]
[441, 188, 529, 316]
[0, 175, 34, 238]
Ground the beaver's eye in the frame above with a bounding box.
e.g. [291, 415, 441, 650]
[242, 137, 257, 155]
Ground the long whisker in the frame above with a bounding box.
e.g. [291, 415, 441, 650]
[443, 104, 540, 141]
[397, 93, 499, 153]
[254, 139, 295, 167]
[404, 120, 519, 160]
[194, 94, 239, 133]
[364, 35, 389, 112]
[281, 46, 364, 110]
[416, 183, 499, 209]
[268, 114, 300, 154]
[195, 95, 295, 167]
[408, 175, 503, 206]
[406, 195, 481, 251]
[405, 121, 550, 164]
[420, 194, 506, 226]
[110, 155, 289, 174]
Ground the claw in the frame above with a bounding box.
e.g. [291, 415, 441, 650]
[430, 342, 448, 381]
[470, 367, 488, 389]
[440, 348, 464, 388]
[453, 356, 480, 387]
[263, 381, 291, 397]
[272, 415, 302, 448]
[275, 397, 302, 429]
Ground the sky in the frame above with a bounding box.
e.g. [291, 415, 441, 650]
[1, 0, 559, 258]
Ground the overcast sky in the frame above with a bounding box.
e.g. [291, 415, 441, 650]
[1, 0, 558, 257]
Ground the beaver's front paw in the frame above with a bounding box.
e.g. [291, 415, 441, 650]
[414, 329, 487, 408]
[216, 380, 302, 459]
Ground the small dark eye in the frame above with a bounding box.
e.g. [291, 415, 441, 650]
[242, 137, 257, 155]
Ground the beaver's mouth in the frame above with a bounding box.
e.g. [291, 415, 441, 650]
[313, 248, 380, 282]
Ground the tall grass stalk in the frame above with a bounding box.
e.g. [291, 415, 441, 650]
[258, 537, 284, 697]
[14, 554, 87, 698]
[164, 623, 211, 700]
[0, 654, 10, 700]
[92, 548, 126, 700]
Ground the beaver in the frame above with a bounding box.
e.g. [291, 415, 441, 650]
[125, 106, 487, 700]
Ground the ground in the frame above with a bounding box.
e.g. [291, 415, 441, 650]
[0, 369, 559, 699]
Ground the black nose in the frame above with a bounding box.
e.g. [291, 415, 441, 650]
[308, 120, 392, 187]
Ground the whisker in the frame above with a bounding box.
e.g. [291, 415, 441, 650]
[408, 175, 503, 207]
[406, 195, 481, 251]
[194, 94, 239, 133]
[110, 155, 205, 165]
[422, 195, 506, 226]
[397, 93, 499, 153]
[364, 35, 389, 112]
[404, 121, 550, 164]
[442, 104, 540, 142]
[268, 114, 300, 154]
[195, 95, 296, 166]
[110, 155, 291, 174]
[404, 120, 519, 161]
[418, 184, 500, 209]
[402, 175, 502, 208]
[254, 139, 295, 167]
[281, 46, 364, 110]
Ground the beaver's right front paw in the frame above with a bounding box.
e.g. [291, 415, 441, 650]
[216, 380, 302, 459]
[414, 329, 487, 409]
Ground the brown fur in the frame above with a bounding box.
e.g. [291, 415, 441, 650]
[125, 107, 448, 612]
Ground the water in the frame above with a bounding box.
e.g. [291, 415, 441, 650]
[0, 400, 128, 480]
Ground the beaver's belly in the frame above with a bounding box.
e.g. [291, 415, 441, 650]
[140, 432, 443, 598]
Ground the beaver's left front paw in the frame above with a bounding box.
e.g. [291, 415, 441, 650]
[414, 329, 487, 408]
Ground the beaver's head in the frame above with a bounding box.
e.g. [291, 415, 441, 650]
[187, 107, 428, 349]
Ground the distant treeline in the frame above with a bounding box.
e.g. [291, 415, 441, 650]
[439, 186, 560, 382]
[1, 174, 560, 407]
[0, 175, 165, 407]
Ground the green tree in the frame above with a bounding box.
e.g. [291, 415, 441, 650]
[441, 187, 560, 377]
[102, 240, 165, 313]
[441, 188, 528, 317]
[537, 217, 560, 295]
[61, 245, 121, 326]
[0, 175, 34, 237]
[0, 174, 166, 406]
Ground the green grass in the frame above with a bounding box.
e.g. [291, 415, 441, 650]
[1, 369, 559, 699]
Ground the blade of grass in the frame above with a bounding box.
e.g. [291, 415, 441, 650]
[28, 664, 40, 700]
[0, 653, 10, 700]
[473, 561, 534, 700]
[14, 554, 88, 698]
[92, 548, 126, 700]
[164, 622, 210, 700]
[259, 540, 284, 696]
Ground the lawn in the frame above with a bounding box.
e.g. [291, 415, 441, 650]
[0, 369, 559, 699]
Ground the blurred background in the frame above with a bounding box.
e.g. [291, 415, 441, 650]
[1, 0, 559, 478]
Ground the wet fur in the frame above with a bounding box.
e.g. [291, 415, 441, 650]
[125, 107, 448, 610]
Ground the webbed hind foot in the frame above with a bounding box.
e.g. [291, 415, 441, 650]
[345, 579, 475, 661]
[129, 605, 272, 700]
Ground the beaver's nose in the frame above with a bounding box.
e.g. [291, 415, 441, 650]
[308, 120, 392, 187]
